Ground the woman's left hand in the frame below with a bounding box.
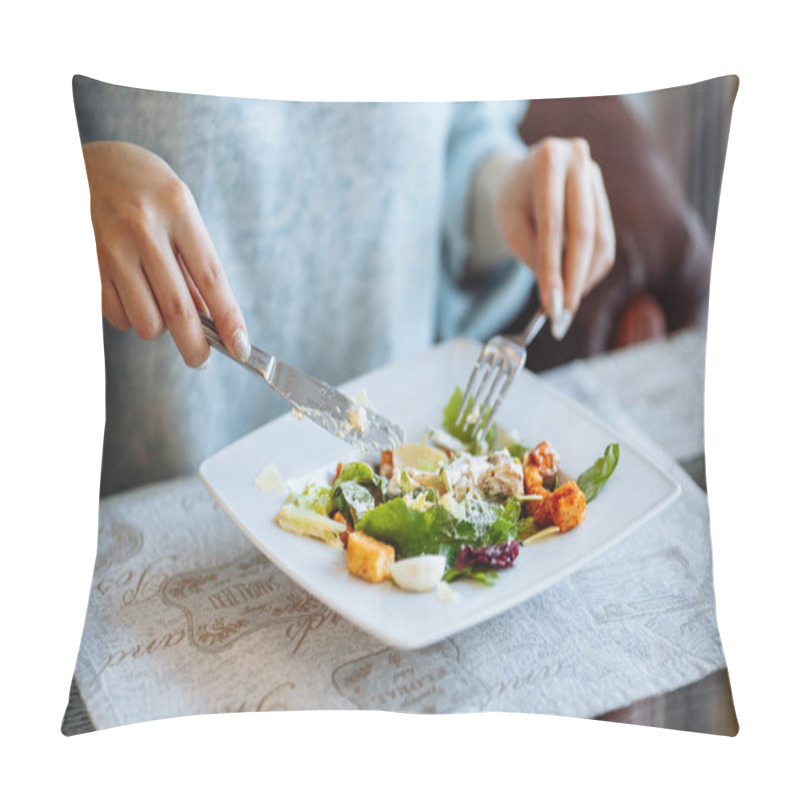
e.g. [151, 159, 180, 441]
[494, 137, 616, 339]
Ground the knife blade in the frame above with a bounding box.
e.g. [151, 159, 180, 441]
[200, 314, 405, 453]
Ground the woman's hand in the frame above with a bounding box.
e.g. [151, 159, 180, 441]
[494, 137, 616, 339]
[82, 141, 250, 366]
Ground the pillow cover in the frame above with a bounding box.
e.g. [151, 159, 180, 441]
[63, 74, 738, 735]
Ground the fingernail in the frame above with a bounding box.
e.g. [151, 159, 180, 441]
[549, 288, 571, 340]
[550, 287, 563, 315]
[193, 351, 211, 371]
[232, 329, 251, 362]
[551, 308, 573, 341]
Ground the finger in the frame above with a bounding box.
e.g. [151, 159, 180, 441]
[110, 252, 167, 341]
[585, 162, 616, 293]
[176, 250, 210, 316]
[138, 233, 210, 367]
[531, 139, 568, 320]
[500, 201, 539, 276]
[173, 200, 250, 361]
[101, 279, 131, 331]
[562, 144, 596, 314]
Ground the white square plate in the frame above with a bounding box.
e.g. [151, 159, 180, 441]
[199, 339, 680, 650]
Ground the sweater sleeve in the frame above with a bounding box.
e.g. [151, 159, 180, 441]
[73, 74, 126, 144]
[438, 101, 535, 341]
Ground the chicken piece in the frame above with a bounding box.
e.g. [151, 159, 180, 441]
[522, 465, 547, 517]
[444, 455, 484, 503]
[527, 441, 560, 483]
[407, 469, 446, 494]
[533, 481, 586, 532]
[346, 531, 395, 583]
[478, 450, 524, 499]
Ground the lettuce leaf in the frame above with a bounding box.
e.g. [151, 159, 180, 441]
[506, 442, 529, 460]
[334, 462, 387, 498]
[330, 481, 375, 525]
[330, 461, 387, 524]
[356, 493, 523, 569]
[355, 498, 472, 566]
[286, 483, 332, 515]
[456, 495, 521, 544]
[576, 443, 620, 502]
[489, 496, 523, 542]
[442, 387, 497, 453]
[443, 566, 498, 585]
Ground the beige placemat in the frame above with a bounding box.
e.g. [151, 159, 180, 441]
[67, 364, 727, 730]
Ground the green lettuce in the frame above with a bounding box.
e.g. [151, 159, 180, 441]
[355, 498, 472, 566]
[331, 481, 375, 525]
[506, 442, 529, 460]
[330, 461, 387, 526]
[286, 483, 332, 515]
[334, 462, 385, 494]
[442, 387, 497, 453]
[489, 496, 523, 542]
[356, 493, 524, 568]
[456, 495, 522, 544]
[443, 566, 498, 585]
[576, 444, 620, 502]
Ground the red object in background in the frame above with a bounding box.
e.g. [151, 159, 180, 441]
[614, 292, 668, 348]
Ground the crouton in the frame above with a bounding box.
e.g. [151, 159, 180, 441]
[346, 531, 395, 583]
[522, 465, 547, 517]
[527, 441, 560, 483]
[523, 464, 544, 494]
[532, 480, 586, 532]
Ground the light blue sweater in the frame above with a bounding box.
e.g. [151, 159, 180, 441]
[73, 76, 534, 495]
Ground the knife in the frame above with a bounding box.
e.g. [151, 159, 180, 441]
[200, 314, 405, 453]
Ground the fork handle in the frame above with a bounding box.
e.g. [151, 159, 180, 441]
[520, 308, 547, 346]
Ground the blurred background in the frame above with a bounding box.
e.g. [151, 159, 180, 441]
[625, 76, 737, 237]
[509, 75, 738, 370]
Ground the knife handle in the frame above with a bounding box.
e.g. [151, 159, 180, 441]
[199, 314, 274, 380]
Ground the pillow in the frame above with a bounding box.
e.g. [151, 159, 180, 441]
[63, 74, 737, 736]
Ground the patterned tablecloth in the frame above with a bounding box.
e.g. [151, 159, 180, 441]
[64, 330, 727, 731]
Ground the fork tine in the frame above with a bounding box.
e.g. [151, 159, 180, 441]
[477, 361, 508, 427]
[473, 361, 513, 441]
[454, 350, 486, 428]
[465, 351, 499, 423]
[476, 364, 518, 441]
[459, 307, 544, 441]
[456, 349, 497, 429]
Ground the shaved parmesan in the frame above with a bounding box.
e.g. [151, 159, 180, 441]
[254, 464, 286, 493]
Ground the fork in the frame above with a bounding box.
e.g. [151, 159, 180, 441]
[454, 307, 547, 442]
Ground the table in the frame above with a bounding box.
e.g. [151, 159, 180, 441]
[561, 328, 737, 735]
[61, 325, 737, 736]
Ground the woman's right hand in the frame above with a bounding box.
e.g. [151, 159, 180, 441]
[82, 141, 250, 367]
